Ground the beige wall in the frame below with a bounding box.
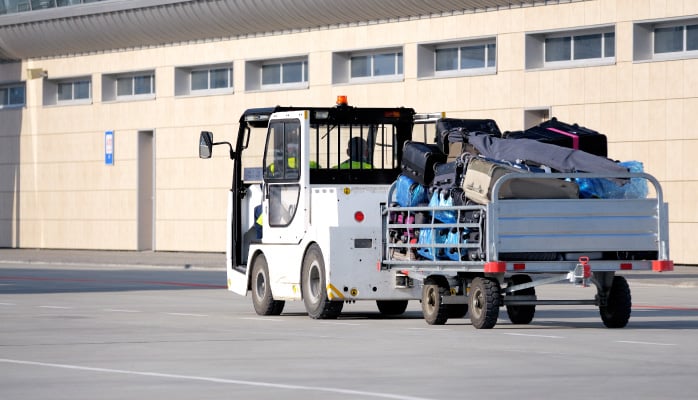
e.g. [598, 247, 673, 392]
[2, 0, 696, 263]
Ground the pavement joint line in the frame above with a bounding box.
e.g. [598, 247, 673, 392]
[0, 358, 438, 400]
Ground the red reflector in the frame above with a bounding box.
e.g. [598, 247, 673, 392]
[652, 260, 674, 272]
[513, 263, 525, 270]
[620, 263, 633, 270]
[484, 261, 506, 273]
[354, 211, 365, 222]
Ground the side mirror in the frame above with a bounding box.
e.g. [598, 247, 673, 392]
[199, 131, 213, 159]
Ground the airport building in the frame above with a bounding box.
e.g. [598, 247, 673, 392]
[0, 0, 696, 264]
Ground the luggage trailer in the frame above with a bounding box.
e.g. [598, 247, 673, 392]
[382, 171, 674, 329]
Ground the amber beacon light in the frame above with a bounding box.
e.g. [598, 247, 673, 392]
[336, 95, 348, 106]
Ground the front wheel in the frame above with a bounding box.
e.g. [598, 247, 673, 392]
[469, 277, 501, 329]
[301, 244, 343, 319]
[250, 254, 284, 316]
[599, 275, 631, 328]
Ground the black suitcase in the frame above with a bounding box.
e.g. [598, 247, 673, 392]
[401, 141, 446, 186]
[506, 118, 608, 157]
[435, 118, 502, 154]
[431, 157, 467, 190]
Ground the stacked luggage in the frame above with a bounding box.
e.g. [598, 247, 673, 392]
[389, 117, 637, 262]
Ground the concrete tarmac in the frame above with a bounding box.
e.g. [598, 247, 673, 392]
[0, 248, 695, 287]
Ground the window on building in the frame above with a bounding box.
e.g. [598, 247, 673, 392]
[526, 27, 615, 69]
[436, 42, 495, 72]
[350, 51, 402, 80]
[0, 83, 25, 108]
[102, 71, 155, 101]
[174, 63, 233, 96]
[634, 18, 698, 61]
[245, 57, 308, 91]
[42, 76, 91, 106]
[262, 60, 308, 86]
[544, 32, 615, 64]
[191, 67, 232, 91]
[654, 24, 698, 54]
[58, 79, 91, 102]
[117, 74, 154, 97]
[417, 39, 496, 79]
[332, 48, 403, 84]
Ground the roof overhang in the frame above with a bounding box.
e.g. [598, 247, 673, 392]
[0, 0, 587, 62]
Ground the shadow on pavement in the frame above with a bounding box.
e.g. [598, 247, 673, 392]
[0, 268, 226, 294]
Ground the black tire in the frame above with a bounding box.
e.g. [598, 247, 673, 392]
[447, 303, 468, 319]
[600, 275, 631, 328]
[506, 274, 536, 325]
[376, 300, 408, 316]
[422, 278, 449, 325]
[250, 254, 285, 316]
[468, 277, 501, 329]
[301, 244, 343, 319]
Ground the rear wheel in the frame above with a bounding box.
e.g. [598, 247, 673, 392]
[422, 278, 449, 325]
[506, 274, 536, 325]
[301, 244, 343, 319]
[376, 300, 408, 316]
[250, 254, 284, 315]
[600, 275, 631, 328]
[469, 277, 501, 329]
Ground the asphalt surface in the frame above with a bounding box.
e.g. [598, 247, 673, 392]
[0, 248, 695, 287]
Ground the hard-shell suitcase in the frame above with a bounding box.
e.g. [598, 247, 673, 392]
[462, 157, 579, 204]
[505, 118, 608, 157]
[401, 141, 446, 186]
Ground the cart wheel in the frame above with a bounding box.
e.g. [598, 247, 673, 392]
[422, 278, 449, 325]
[251, 254, 285, 316]
[469, 277, 501, 329]
[600, 275, 631, 328]
[506, 274, 536, 325]
[377, 300, 408, 316]
[301, 244, 343, 319]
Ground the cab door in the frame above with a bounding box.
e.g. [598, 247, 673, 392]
[261, 110, 310, 244]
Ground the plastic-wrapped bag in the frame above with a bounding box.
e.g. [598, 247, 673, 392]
[417, 228, 449, 260]
[576, 161, 648, 199]
[444, 228, 468, 261]
[430, 190, 456, 223]
[395, 174, 429, 207]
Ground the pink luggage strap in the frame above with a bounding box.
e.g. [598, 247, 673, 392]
[546, 127, 579, 150]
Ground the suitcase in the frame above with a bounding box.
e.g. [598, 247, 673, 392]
[435, 118, 501, 154]
[401, 141, 446, 186]
[505, 118, 608, 157]
[431, 159, 466, 191]
[462, 157, 579, 204]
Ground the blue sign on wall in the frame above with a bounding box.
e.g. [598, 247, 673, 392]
[105, 130, 114, 165]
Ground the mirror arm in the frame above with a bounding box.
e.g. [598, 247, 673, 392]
[214, 141, 235, 159]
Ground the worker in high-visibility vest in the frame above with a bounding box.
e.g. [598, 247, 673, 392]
[333, 137, 373, 169]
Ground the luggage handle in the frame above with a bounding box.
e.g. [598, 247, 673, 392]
[546, 127, 579, 150]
